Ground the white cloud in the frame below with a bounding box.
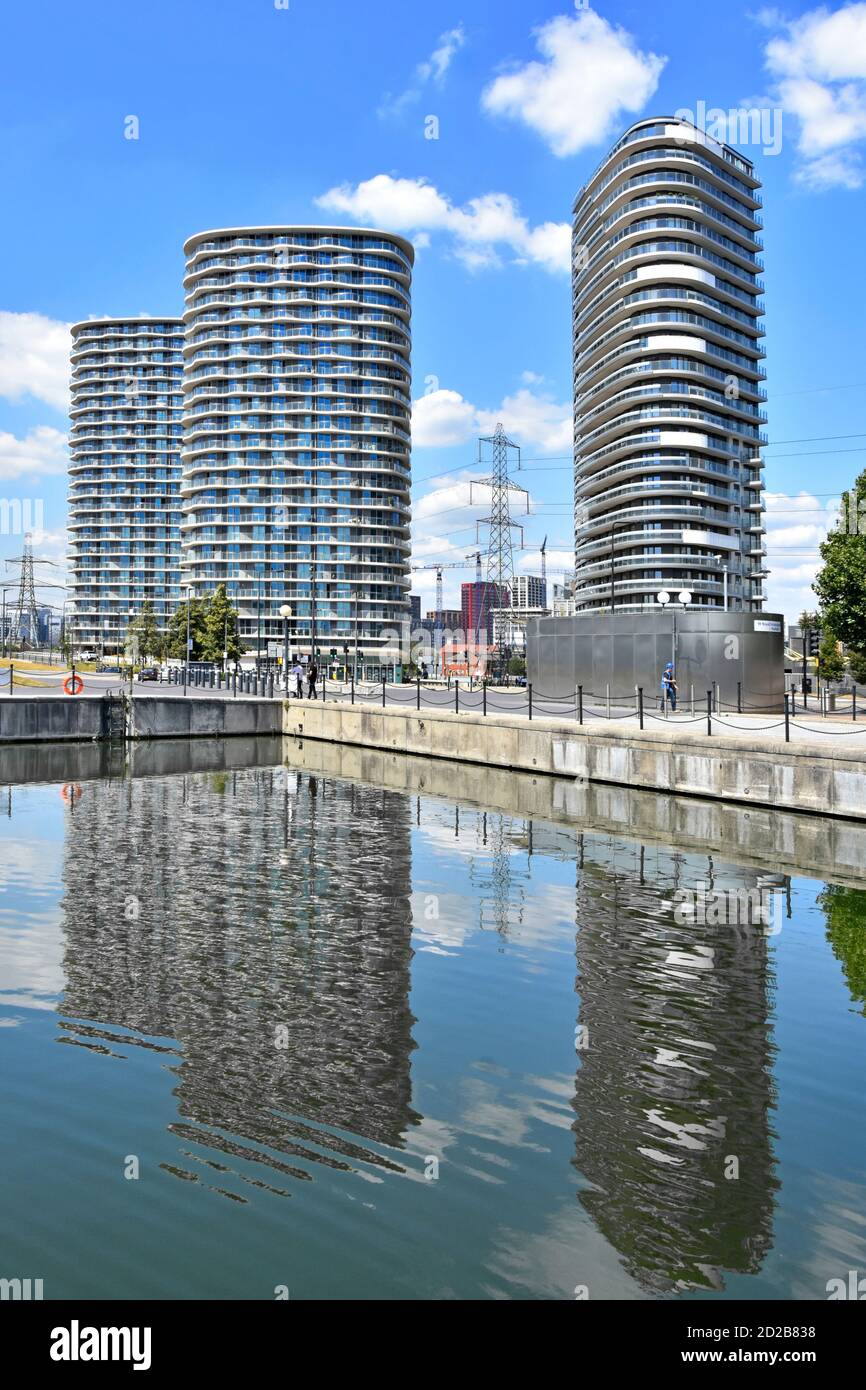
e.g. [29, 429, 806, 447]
[0, 311, 71, 412]
[413, 389, 477, 448]
[481, 11, 666, 157]
[794, 148, 864, 187]
[762, 3, 866, 187]
[412, 386, 572, 453]
[763, 489, 836, 620]
[0, 425, 68, 482]
[423, 24, 466, 83]
[316, 174, 570, 274]
[476, 388, 573, 454]
[379, 24, 466, 118]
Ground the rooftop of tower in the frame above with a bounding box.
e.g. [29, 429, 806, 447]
[574, 115, 759, 211]
[182, 225, 415, 262]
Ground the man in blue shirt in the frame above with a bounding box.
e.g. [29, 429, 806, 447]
[660, 661, 678, 712]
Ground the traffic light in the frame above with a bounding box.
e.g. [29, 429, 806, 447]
[807, 627, 821, 657]
[330, 648, 337, 662]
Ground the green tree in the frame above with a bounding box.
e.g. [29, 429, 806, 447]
[164, 596, 208, 660]
[848, 649, 866, 685]
[201, 584, 244, 664]
[127, 601, 162, 663]
[798, 609, 820, 633]
[508, 655, 527, 677]
[818, 884, 866, 1017]
[818, 629, 845, 682]
[813, 469, 866, 651]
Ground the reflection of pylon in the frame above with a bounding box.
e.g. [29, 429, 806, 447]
[469, 810, 530, 938]
[5, 533, 57, 648]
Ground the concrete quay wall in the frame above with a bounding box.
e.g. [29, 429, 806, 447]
[0, 697, 281, 744]
[283, 699, 866, 822]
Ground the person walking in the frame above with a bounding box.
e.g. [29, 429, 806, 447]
[307, 661, 318, 700]
[292, 660, 304, 699]
[660, 661, 678, 712]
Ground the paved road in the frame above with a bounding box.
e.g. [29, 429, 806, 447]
[2, 672, 864, 745]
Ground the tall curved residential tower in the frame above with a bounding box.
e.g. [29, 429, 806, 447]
[572, 118, 767, 612]
[182, 226, 413, 676]
[68, 318, 183, 654]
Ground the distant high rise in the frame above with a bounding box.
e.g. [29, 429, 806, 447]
[572, 118, 767, 613]
[68, 318, 183, 653]
[511, 574, 546, 610]
[181, 226, 414, 677]
[461, 580, 508, 645]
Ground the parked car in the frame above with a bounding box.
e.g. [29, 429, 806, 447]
[137, 666, 160, 682]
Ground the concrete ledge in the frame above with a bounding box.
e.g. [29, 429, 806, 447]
[0, 697, 105, 742]
[283, 698, 866, 821]
[0, 696, 282, 744]
[130, 697, 280, 740]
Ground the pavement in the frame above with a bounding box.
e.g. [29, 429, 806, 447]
[1, 671, 864, 747]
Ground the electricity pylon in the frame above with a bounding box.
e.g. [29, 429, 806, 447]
[5, 534, 59, 648]
[470, 423, 529, 674]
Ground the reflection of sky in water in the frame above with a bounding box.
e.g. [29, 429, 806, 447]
[0, 756, 864, 1300]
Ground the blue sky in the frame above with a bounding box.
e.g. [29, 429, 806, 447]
[1, 0, 864, 621]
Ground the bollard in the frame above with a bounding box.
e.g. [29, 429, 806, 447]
[9, 661, 13, 695]
[232, 670, 237, 698]
[737, 681, 742, 714]
[417, 677, 421, 711]
[690, 683, 695, 717]
[706, 690, 712, 736]
[455, 681, 459, 714]
[854, 685, 858, 722]
[638, 686, 644, 730]
[784, 692, 790, 742]
[351, 673, 355, 706]
[268, 674, 274, 699]
[578, 684, 583, 725]
[528, 683, 533, 720]
[382, 678, 386, 708]
[483, 681, 487, 717]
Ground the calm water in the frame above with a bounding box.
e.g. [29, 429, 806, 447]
[1, 739, 865, 1300]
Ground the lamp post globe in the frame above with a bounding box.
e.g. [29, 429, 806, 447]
[279, 604, 292, 694]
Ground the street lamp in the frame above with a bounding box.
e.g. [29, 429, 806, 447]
[183, 586, 192, 696]
[657, 588, 692, 674]
[279, 603, 292, 695]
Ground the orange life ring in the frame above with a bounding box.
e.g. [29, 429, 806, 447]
[61, 783, 83, 803]
[63, 674, 84, 695]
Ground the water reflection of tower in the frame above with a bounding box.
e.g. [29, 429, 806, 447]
[571, 836, 780, 1294]
[59, 767, 419, 1175]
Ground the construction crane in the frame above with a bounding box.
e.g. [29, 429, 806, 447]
[410, 552, 478, 627]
